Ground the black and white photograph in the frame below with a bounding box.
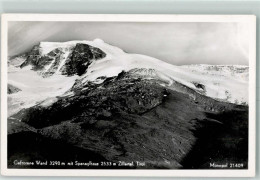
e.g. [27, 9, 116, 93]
[1, 14, 256, 177]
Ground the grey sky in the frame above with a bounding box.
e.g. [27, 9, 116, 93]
[8, 21, 249, 65]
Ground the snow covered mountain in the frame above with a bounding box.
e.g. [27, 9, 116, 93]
[8, 39, 248, 117]
[7, 39, 249, 169]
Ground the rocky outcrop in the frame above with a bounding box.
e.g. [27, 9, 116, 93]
[60, 43, 106, 76]
[20, 44, 47, 70]
[8, 84, 21, 94]
[19, 43, 106, 77]
[8, 54, 28, 67]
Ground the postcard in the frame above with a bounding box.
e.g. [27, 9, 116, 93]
[1, 14, 256, 177]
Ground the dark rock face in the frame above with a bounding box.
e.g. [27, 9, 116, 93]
[8, 84, 21, 94]
[19, 43, 106, 77]
[20, 46, 65, 73]
[10, 70, 248, 169]
[41, 48, 65, 77]
[8, 54, 28, 67]
[20, 45, 41, 69]
[193, 82, 206, 91]
[60, 43, 106, 76]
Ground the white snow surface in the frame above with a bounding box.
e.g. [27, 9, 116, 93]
[8, 65, 78, 116]
[8, 39, 248, 116]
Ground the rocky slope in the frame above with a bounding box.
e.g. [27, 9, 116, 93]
[7, 39, 249, 169]
[20, 42, 106, 77]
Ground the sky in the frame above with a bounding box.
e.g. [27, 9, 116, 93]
[8, 21, 249, 65]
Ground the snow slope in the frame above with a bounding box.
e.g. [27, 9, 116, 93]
[8, 65, 78, 116]
[75, 39, 248, 105]
[8, 39, 249, 116]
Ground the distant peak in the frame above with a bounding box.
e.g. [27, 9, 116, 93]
[93, 38, 105, 44]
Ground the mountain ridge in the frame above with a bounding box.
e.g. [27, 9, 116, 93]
[9, 39, 249, 107]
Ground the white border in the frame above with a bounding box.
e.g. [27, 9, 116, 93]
[0, 14, 256, 177]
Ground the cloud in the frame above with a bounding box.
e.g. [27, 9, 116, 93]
[8, 21, 249, 65]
